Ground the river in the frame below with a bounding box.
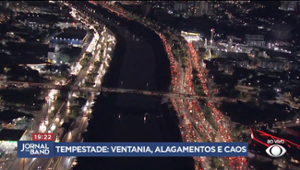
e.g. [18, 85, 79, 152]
[73, 3, 194, 170]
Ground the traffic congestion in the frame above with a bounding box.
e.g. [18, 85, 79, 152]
[186, 42, 247, 169]
[99, 2, 247, 170]
[97, 3, 218, 170]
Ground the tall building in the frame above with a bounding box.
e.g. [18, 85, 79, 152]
[0, 1, 8, 8]
[173, 1, 214, 17]
[8, 1, 28, 11]
[245, 34, 265, 47]
[280, 1, 297, 11]
[174, 2, 188, 12]
[189, 1, 214, 17]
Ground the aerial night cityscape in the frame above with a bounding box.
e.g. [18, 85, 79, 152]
[0, 1, 299, 170]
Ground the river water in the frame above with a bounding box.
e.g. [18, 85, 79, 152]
[74, 3, 194, 170]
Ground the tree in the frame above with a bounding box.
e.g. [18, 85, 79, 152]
[212, 157, 223, 169]
[70, 106, 81, 114]
[60, 64, 70, 76]
[66, 114, 76, 123]
[18, 77, 25, 81]
[60, 53, 70, 63]
[85, 82, 94, 87]
[80, 59, 87, 66]
[259, 89, 278, 100]
[94, 61, 101, 67]
[192, 69, 199, 75]
[211, 133, 216, 142]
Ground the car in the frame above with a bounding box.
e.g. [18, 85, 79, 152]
[37, 166, 43, 170]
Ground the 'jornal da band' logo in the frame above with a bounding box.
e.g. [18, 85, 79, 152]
[21, 143, 50, 155]
[18, 141, 54, 158]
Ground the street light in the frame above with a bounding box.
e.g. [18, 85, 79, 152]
[210, 28, 214, 46]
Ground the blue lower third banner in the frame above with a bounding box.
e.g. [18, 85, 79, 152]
[18, 141, 248, 158]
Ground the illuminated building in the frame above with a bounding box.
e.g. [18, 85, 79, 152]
[189, 1, 214, 17]
[56, 19, 83, 29]
[7, 2, 28, 11]
[181, 31, 202, 43]
[174, 2, 188, 11]
[50, 28, 87, 47]
[245, 34, 265, 47]
[280, 1, 297, 11]
[172, 1, 214, 17]
[0, 129, 27, 149]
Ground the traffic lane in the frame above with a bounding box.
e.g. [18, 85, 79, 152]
[29, 158, 49, 170]
[8, 90, 58, 169]
[188, 43, 245, 168]
[30, 34, 99, 170]
[75, 42, 102, 85]
[116, 7, 217, 169]
[53, 118, 88, 170]
[175, 101, 211, 169]
[36, 116, 65, 169]
[178, 87, 213, 141]
[15, 12, 100, 170]
[56, 157, 73, 170]
[137, 11, 210, 168]
[51, 95, 93, 169]
[54, 118, 89, 168]
[182, 124, 210, 169]
[6, 158, 33, 170]
[54, 119, 88, 170]
[36, 103, 49, 129]
[75, 3, 129, 38]
[56, 56, 94, 146]
[165, 37, 212, 168]
[178, 124, 203, 165]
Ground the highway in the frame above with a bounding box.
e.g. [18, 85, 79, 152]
[63, 3, 213, 170]
[50, 25, 113, 170]
[61, 2, 236, 169]
[97, 3, 239, 169]
[5, 8, 112, 170]
[1, 4, 113, 170]
[155, 31, 214, 168]
[187, 42, 247, 168]
[28, 25, 112, 170]
[53, 113, 90, 170]
[7, 96, 61, 170]
[2, 30, 96, 170]
[5, 88, 61, 170]
[37, 8, 114, 169]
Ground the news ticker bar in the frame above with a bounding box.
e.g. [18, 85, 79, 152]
[18, 141, 248, 158]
